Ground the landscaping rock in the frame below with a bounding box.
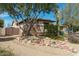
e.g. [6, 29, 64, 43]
[31, 37, 78, 53]
[17, 36, 78, 53]
[27, 40, 32, 44]
[27, 36, 39, 40]
[68, 33, 79, 43]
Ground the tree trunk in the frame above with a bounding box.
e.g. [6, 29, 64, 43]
[26, 19, 38, 36]
[56, 17, 60, 36]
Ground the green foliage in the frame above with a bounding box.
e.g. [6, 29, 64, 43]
[0, 19, 4, 27]
[71, 25, 79, 32]
[44, 24, 56, 37]
[44, 24, 64, 40]
[54, 35, 64, 41]
[63, 4, 79, 27]
[0, 47, 14, 56]
[0, 4, 58, 20]
[0, 3, 58, 36]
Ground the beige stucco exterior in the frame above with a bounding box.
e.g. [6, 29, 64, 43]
[12, 21, 23, 36]
[12, 20, 45, 36]
[11, 18, 56, 36]
[0, 28, 5, 36]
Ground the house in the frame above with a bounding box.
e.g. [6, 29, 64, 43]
[12, 18, 56, 36]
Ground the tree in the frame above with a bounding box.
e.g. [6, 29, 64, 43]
[0, 19, 4, 27]
[62, 4, 79, 33]
[55, 10, 62, 36]
[0, 3, 58, 37]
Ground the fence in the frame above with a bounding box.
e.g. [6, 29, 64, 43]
[5, 27, 19, 36]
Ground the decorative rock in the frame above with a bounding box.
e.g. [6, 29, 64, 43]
[27, 40, 32, 44]
[23, 36, 78, 53]
[71, 49, 78, 53]
[27, 36, 39, 41]
[68, 33, 79, 43]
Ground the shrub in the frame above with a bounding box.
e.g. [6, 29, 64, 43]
[0, 47, 14, 56]
[0, 19, 4, 28]
[44, 24, 64, 40]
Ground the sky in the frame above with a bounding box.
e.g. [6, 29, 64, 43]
[0, 3, 66, 27]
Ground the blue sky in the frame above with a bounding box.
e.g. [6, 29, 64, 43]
[0, 3, 66, 27]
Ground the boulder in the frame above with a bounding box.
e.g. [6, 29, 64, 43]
[68, 33, 79, 43]
[27, 36, 39, 40]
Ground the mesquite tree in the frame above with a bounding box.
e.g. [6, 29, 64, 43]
[63, 4, 79, 33]
[0, 3, 58, 37]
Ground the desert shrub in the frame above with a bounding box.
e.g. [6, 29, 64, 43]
[0, 19, 4, 28]
[44, 24, 56, 38]
[44, 24, 64, 40]
[73, 26, 79, 32]
[0, 47, 14, 56]
[68, 25, 79, 32]
[54, 35, 64, 41]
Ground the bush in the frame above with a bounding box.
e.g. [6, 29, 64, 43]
[54, 35, 64, 41]
[44, 24, 64, 40]
[73, 26, 79, 32]
[0, 47, 14, 56]
[0, 19, 4, 28]
[44, 24, 56, 38]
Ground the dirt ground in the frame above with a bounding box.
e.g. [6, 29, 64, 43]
[0, 40, 79, 56]
[0, 38, 79, 56]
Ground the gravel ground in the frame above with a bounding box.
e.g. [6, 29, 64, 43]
[0, 39, 78, 56]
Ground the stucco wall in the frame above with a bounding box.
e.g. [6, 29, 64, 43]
[0, 28, 5, 36]
[12, 21, 45, 36]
